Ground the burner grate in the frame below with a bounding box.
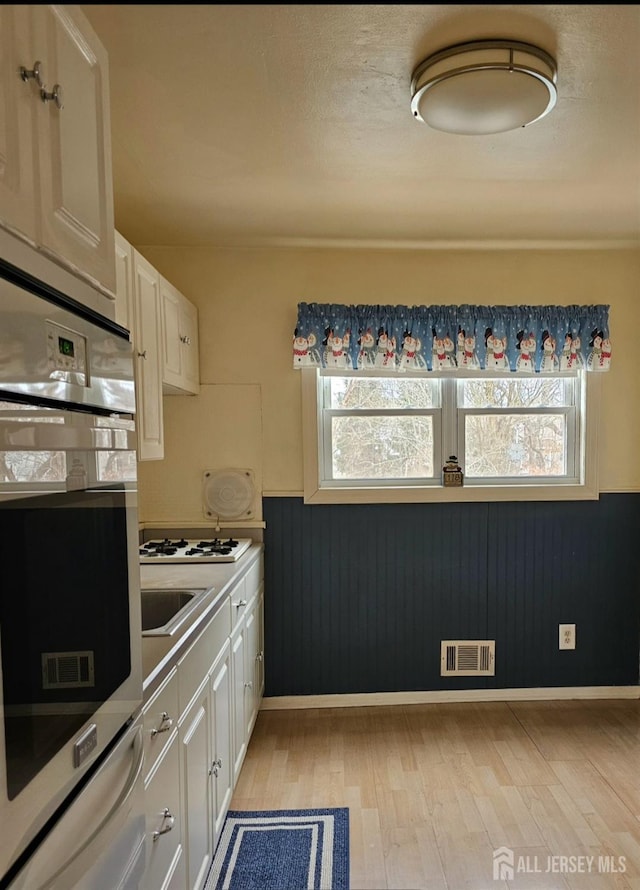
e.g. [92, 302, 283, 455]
[139, 537, 252, 564]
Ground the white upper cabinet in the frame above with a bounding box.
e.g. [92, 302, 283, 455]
[114, 232, 164, 461]
[161, 276, 200, 395]
[132, 249, 164, 461]
[0, 5, 116, 298]
[114, 230, 135, 332]
[0, 6, 37, 240]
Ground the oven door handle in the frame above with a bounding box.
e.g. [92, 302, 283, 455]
[37, 723, 145, 890]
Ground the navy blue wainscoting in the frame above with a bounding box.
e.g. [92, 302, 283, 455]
[263, 495, 640, 697]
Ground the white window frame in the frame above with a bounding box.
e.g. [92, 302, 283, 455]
[301, 367, 601, 504]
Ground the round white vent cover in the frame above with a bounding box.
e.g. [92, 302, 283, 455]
[202, 468, 257, 520]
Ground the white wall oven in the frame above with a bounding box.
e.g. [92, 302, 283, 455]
[0, 258, 143, 887]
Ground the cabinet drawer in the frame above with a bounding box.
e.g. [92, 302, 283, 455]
[178, 598, 231, 717]
[230, 576, 249, 632]
[143, 731, 183, 890]
[143, 668, 179, 781]
[244, 556, 263, 601]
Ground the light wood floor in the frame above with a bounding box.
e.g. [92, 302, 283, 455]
[231, 700, 640, 890]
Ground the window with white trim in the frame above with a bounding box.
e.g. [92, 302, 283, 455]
[302, 368, 599, 503]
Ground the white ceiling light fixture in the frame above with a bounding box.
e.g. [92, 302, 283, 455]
[410, 39, 557, 135]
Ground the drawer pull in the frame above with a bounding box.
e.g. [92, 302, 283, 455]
[152, 808, 175, 841]
[150, 711, 173, 737]
[234, 599, 247, 609]
[20, 61, 45, 88]
[209, 757, 222, 777]
[40, 83, 64, 109]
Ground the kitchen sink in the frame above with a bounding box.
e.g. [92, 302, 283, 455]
[140, 588, 209, 636]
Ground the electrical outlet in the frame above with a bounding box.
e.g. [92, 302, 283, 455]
[559, 623, 576, 650]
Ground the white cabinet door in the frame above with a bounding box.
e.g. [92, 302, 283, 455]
[133, 249, 164, 460]
[0, 5, 38, 241]
[32, 4, 116, 295]
[114, 230, 135, 333]
[143, 730, 185, 890]
[180, 679, 214, 890]
[257, 591, 265, 699]
[180, 296, 200, 393]
[161, 275, 200, 395]
[231, 624, 247, 784]
[210, 642, 233, 847]
[244, 598, 259, 740]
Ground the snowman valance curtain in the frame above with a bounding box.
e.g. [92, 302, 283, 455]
[292, 302, 612, 373]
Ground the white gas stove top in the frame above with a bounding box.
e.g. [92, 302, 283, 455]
[139, 537, 253, 564]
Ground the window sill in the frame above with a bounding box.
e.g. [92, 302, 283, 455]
[303, 482, 600, 505]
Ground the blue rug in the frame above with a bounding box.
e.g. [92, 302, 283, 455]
[204, 807, 350, 890]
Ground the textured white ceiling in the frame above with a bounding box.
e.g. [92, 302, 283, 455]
[82, 4, 640, 248]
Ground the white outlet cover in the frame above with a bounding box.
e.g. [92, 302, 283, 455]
[559, 623, 576, 650]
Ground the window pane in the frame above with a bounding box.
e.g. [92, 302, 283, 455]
[465, 414, 566, 476]
[460, 377, 569, 408]
[331, 415, 433, 479]
[329, 377, 435, 409]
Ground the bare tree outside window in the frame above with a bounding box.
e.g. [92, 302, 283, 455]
[460, 378, 572, 478]
[326, 377, 436, 480]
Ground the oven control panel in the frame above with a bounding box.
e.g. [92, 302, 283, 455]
[45, 320, 88, 387]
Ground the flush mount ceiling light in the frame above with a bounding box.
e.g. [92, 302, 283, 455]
[410, 39, 557, 135]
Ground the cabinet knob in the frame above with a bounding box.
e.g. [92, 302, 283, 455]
[152, 808, 175, 841]
[137, 350, 147, 360]
[256, 651, 264, 662]
[235, 599, 247, 609]
[20, 61, 44, 88]
[150, 711, 173, 737]
[209, 757, 222, 776]
[180, 335, 192, 345]
[244, 681, 253, 689]
[40, 83, 64, 110]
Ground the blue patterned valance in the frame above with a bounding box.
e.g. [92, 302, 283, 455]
[293, 303, 611, 373]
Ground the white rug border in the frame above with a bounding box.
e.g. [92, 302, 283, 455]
[206, 811, 339, 890]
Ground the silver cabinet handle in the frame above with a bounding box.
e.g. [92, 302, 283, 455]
[209, 757, 222, 777]
[152, 808, 175, 841]
[234, 599, 247, 609]
[137, 350, 147, 360]
[180, 335, 192, 345]
[41, 83, 64, 109]
[150, 711, 173, 737]
[20, 61, 44, 87]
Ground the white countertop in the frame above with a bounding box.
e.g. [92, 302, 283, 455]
[140, 543, 263, 699]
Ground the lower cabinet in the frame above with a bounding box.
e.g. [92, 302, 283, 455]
[180, 676, 214, 890]
[179, 640, 234, 890]
[141, 552, 264, 890]
[210, 645, 233, 847]
[142, 669, 186, 890]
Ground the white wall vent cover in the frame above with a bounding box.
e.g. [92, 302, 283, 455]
[203, 468, 258, 520]
[440, 640, 495, 676]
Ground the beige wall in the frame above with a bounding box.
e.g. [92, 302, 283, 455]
[136, 246, 640, 523]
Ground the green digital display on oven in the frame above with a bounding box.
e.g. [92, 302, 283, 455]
[58, 336, 75, 357]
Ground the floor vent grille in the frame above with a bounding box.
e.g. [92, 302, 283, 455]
[440, 640, 495, 676]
